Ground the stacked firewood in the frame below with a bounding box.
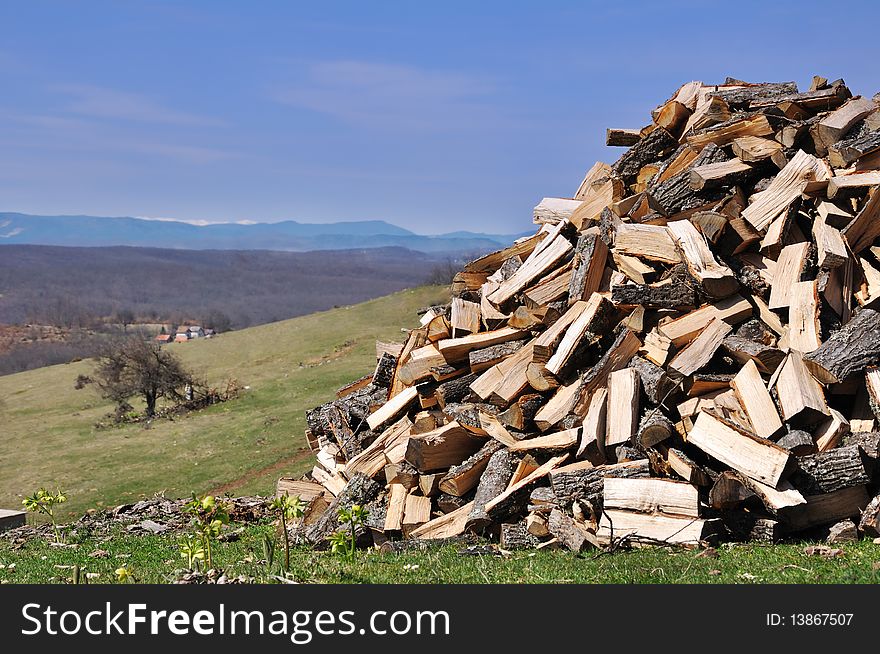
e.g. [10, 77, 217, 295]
[285, 76, 880, 551]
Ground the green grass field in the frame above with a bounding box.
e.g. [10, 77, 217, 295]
[1, 522, 878, 584]
[0, 286, 449, 519]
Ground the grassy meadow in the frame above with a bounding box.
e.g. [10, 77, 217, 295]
[0, 286, 449, 519]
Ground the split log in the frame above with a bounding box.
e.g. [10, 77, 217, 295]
[768, 242, 811, 311]
[366, 386, 418, 431]
[721, 335, 785, 373]
[577, 387, 607, 463]
[404, 422, 484, 472]
[628, 355, 674, 405]
[730, 359, 783, 440]
[466, 448, 519, 530]
[567, 233, 608, 304]
[598, 510, 717, 546]
[573, 328, 642, 415]
[776, 430, 815, 456]
[787, 280, 821, 353]
[605, 368, 641, 451]
[829, 130, 880, 168]
[742, 150, 830, 231]
[859, 493, 880, 536]
[604, 477, 699, 517]
[657, 294, 752, 347]
[509, 429, 580, 453]
[789, 445, 870, 495]
[813, 96, 876, 150]
[611, 281, 696, 309]
[438, 440, 503, 497]
[611, 127, 678, 183]
[687, 410, 792, 487]
[487, 235, 574, 305]
[468, 339, 527, 374]
[782, 485, 870, 532]
[775, 353, 830, 425]
[409, 501, 474, 540]
[827, 171, 880, 198]
[668, 317, 732, 378]
[547, 509, 596, 552]
[803, 308, 880, 383]
[615, 223, 681, 264]
[550, 460, 650, 506]
[500, 521, 543, 549]
[305, 473, 383, 546]
[606, 128, 641, 147]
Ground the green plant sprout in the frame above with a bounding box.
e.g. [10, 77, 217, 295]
[22, 488, 68, 543]
[181, 494, 230, 570]
[178, 535, 206, 570]
[334, 503, 368, 559]
[270, 493, 304, 572]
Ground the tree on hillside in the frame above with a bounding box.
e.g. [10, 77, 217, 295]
[75, 338, 199, 419]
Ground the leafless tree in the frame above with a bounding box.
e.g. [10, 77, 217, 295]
[75, 337, 198, 418]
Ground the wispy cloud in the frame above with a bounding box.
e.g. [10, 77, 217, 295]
[0, 110, 237, 165]
[272, 60, 500, 131]
[51, 83, 226, 127]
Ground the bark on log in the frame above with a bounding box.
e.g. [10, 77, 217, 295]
[500, 521, 543, 550]
[305, 473, 383, 546]
[550, 460, 650, 507]
[373, 353, 397, 389]
[859, 493, 880, 536]
[841, 431, 880, 459]
[611, 127, 678, 184]
[789, 445, 870, 495]
[439, 440, 503, 497]
[611, 282, 697, 309]
[547, 508, 596, 552]
[629, 355, 674, 405]
[776, 429, 816, 456]
[721, 511, 782, 543]
[721, 335, 786, 373]
[803, 308, 880, 384]
[466, 448, 519, 530]
[636, 410, 674, 448]
[435, 373, 478, 407]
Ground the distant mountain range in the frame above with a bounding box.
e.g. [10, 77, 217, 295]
[0, 213, 530, 253]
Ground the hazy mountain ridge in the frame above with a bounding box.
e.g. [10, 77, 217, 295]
[0, 213, 530, 253]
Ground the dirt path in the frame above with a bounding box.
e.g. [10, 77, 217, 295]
[209, 449, 312, 495]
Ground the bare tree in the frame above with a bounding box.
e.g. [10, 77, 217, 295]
[75, 337, 198, 418]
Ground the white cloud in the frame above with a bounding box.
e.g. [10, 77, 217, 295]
[272, 60, 499, 131]
[51, 83, 226, 127]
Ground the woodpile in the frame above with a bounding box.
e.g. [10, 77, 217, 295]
[287, 76, 880, 551]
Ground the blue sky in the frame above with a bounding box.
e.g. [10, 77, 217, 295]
[1, 0, 879, 234]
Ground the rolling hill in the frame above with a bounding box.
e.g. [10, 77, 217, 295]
[0, 213, 529, 253]
[0, 285, 450, 518]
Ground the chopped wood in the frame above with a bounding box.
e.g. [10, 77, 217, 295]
[366, 386, 418, 431]
[768, 242, 811, 310]
[813, 96, 877, 150]
[687, 410, 792, 487]
[666, 219, 738, 298]
[598, 510, 717, 546]
[731, 359, 783, 440]
[615, 223, 681, 264]
[404, 421, 484, 472]
[827, 171, 880, 198]
[658, 295, 752, 347]
[775, 352, 830, 425]
[787, 280, 821, 353]
[604, 477, 700, 517]
[296, 76, 880, 552]
[605, 368, 641, 450]
[668, 317, 732, 378]
[742, 150, 830, 231]
[606, 128, 641, 146]
[439, 440, 502, 496]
